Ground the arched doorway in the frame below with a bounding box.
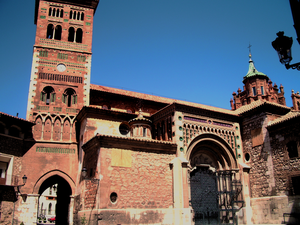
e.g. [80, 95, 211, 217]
[38, 175, 72, 225]
[187, 134, 243, 225]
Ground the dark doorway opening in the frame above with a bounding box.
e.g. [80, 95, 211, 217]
[38, 175, 72, 225]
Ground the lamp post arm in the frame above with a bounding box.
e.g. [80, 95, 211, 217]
[285, 62, 300, 70]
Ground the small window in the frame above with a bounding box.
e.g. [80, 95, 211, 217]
[119, 124, 129, 135]
[0, 162, 7, 178]
[143, 127, 147, 137]
[287, 141, 298, 158]
[69, 10, 73, 19]
[49, 7, 52, 16]
[261, 86, 264, 95]
[48, 203, 52, 215]
[60, 9, 64, 18]
[110, 192, 118, 203]
[291, 176, 300, 195]
[252, 87, 257, 96]
[81, 12, 84, 21]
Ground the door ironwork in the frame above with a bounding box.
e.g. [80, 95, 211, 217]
[190, 167, 243, 225]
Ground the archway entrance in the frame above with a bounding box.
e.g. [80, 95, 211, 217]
[188, 137, 243, 225]
[38, 175, 72, 225]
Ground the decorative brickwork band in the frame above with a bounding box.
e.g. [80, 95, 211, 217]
[36, 147, 75, 154]
[39, 72, 83, 83]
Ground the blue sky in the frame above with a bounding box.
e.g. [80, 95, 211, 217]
[1, 0, 300, 119]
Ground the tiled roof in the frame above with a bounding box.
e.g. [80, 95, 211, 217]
[90, 84, 236, 116]
[243, 54, 269, 81]
[234, 99, 290, 115]
[0, 111, 34, 124]
[268, 111, 300, 127]
[94, 133, 176, 145]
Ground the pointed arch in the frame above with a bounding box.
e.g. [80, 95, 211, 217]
[33, 170, 75, 194]
[43, 116, 52, 140]
[34, 116, 43, 140]
[62, 118, 71, 141]
[53, 117, 62, 141]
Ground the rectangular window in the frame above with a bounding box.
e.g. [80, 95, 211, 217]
[261, 86, 264, 95]
[39, 51, 48, 57]
[291, 176, 300, 195]
[251, 128, 263, 147]
[77, 55, 86, 62]
[143, 128, 146, 137]
[252, 87, 257, 96]
[57, 53, 68, 59]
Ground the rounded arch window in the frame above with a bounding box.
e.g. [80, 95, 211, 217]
[46, 24, 54, 39]
[68, 27, 75, 42]
[54, 25, 62, 40]
[76, 28, 83, 43]
[63, 88, 77, 107]
[41, 86, 55, 105]
[110, 192, 118, 203]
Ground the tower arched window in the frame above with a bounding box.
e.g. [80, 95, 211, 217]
[48, 7, 52, 16]
[81, 12, 84, 21]
[68, 27, 75, 42]
[69, 10, 73, 19]
[52, 8, 56, 17]
[73, 11, 76, 20]
[63, 88, 77, 107]
[76, 28, 83, 43]
[54, 25, 62, 40]
[56, 8, 59, 17]
[60, 9, 64, 18]
[46, 24, 54, 39]
[41, 86, 55, 105]
[77, 12, 80, 20]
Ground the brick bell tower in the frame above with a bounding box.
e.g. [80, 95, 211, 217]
[26, 0, 99, 142]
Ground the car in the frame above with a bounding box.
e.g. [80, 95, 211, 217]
[48, 216, 56, 223]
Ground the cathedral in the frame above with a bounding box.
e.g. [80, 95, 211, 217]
[1, 0, 300, 225]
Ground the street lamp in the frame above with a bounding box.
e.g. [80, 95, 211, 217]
[81, 167, 99, 183]
[17, 175, 27, 193]
[272, 31, 300, 70]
